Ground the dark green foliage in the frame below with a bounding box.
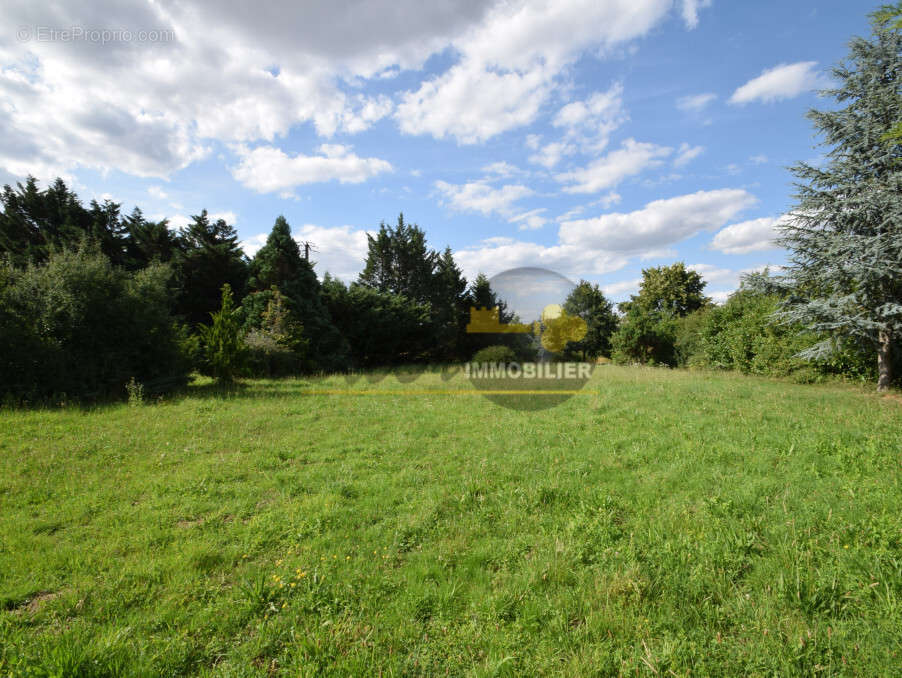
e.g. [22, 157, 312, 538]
[248, 216, 348, 372]
[322, 275, 431, 367]
[776, 13, 902, 390]
[611, 305, 677, 365]
[430, 247, 470, 361]
[123, 207, 180, 269]
[0, 177, 129, 267]
[197, 284, 246, 384]
[358, 214, 472, 361]
[244, 287, 308, 377]
[175, 210, 249, 326]
[358, 213, 437, 302]
[0, 246, 188, 401]
[671, 308, 709, 367]
[561, 280, 617, 360]
[471, 345, 517, 364]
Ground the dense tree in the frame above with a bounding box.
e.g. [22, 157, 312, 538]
[358, 214, 474, 361]
[0, 245, 188, 400]
[619, 262, 710, 317]
[176, 210, 249, 325]
[358, 213, 437, 303]
[774, 9, 902, 391]
[123, 207, 180, 269]
[0, 177, 128, 267]
[322, 275, 431, 366]
[612, 263, 710, 365]
[562, 280, 618, 360]
[430, 247, 470, 360]
[245, 216, 348, 371]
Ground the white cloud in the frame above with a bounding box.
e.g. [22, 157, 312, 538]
[0, 0, 486, 180]
[710, 215, 787, 254]
[601, 277, 643, 299]
[681, 0, 712, 29]
[559, 188, 757, 252]
[687, 263, 739, 287]
[673, 142, 704, 167]
[482, 161, 526, 177]
[556, 138, 673, 194]
[676, 92, 716, 112]
[396, 0, 673, 143]
[729, 61, 825, 105]
[167, 210, 236, 232]
[230, 144, 392, 194]
[148, 185, 168, 200]
[750, 154, 769, 165]
[525, 82, 628, 169]
[509, 208, 548, 231]
[552, 83, 626, 146]
[294, 224, 372, 280]
[434, 179, 532, 218]
[453, 188, 759, 283]
[529, 141, 576, 169]
[454, 237, 628, 281]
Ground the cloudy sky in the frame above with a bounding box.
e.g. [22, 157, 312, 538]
[0, 1, 870, 301]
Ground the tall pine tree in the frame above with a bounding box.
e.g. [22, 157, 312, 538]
[775, 8, 902, 391]
[176, 210, 249, 325]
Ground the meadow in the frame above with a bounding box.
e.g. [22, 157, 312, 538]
[0, 367, 900, 676]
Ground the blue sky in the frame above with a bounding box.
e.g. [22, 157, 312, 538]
[0, 1, 873, 302]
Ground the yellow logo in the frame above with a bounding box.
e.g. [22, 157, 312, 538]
[465, 304, 587, 353]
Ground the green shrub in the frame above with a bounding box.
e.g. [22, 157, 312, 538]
[471, 345, 517, 365]
[0, 246, 189, 402]
[242, 287, 308, 377]
[673, 308, 709, 367]
[610, 307, 677, 366]
[699, 290, 816, 376]
[198, 284, 246, 384]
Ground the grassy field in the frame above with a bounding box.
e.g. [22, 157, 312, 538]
[1, 366, 901, 676]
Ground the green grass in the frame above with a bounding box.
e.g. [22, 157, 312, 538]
[1, 366, 901, 676]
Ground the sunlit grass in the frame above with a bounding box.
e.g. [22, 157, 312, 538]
[1, 366, 900, 675]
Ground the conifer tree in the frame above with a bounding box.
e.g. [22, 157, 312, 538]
[775, 8, 902, 391]
[176, 210, 249, 325]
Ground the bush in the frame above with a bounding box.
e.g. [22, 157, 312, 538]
[699, 291, 816, 376]
[673, 308, 710, 367]
[471, 345, 517, 365]
[242, 287, 308, 377]
[198, 284, 246, 384]
[0, 246, 189, 402]
[610, 307, 677, 366]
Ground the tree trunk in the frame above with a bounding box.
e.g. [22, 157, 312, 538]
[877, 330, 892, 392]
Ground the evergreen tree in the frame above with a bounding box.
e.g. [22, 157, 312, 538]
[775, 8, 902, 391]
[199, 283, 246, 384]
[562, 280, 618, 360]
[430, 246, 470, 360]
[176, 210, 249, 325]
[322, 275, 431, 366]
[358, 213, 437, 303]
[246, 216, 348, 371]
[249, 215, 304, 291]
[123, 207, 180, 269]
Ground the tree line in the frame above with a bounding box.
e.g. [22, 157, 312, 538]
[1, 3, 899, 400]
